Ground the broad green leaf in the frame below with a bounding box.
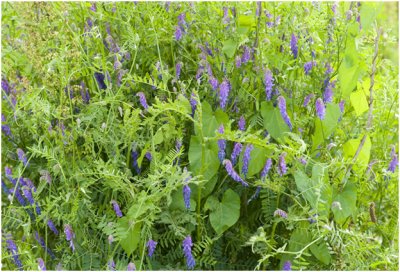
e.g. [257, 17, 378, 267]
[117, 219, 142, 256]
[238, 15, 255, 27]
[310, 241, 332, 265]
[339, 35, 361, 98]
[332, 182, 357, 225]
[191, 174, 218, 200]
[222, 39, 238, 58]
[260, 102, 290, 142]
[360, 2, 383, 33]
[350, 89, 369, 116]
[188, 135, 220, 181]
[343, 135, 371, 173]
[312, 103, 341, 150]
[247, 146, 272, 178]
[205, 189, 240, 235]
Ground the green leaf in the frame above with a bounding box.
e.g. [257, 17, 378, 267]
[360, 2, 383, 33]
[332, 182, 357, 225]
[205, 189, 240, 235]
[117, 219, 142, 256]
[339, 36, 361, 98]
[343, 135, 371, 173]
[222, 39, 238, 58]
[260, 102, 290, 142]
[238, 15, 255, 27]
[188, 135, 220, 181]
[312, 103, 341, 150]
[247, 146, 272, 178]
[350, 89, 369, 116]
[310, 241, 332, 265]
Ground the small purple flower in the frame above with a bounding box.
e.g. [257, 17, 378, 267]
[147, 239, 157, 257]
[183, 184, 191, 210]
[277, 96, 293, 131]
[94, 72, 107, 90]
[22, 186, 34, 205]
[190, 92, 197, 117]
[316, 98, 326, 120]
[35, 232, 56, 259]
[10, 188, 27, 206]
[223, 159, 248, 187]
[339, 100, 345, 113]
[231, 142, 243, 166]
[303, 94, 314, 107]
[242, 144, 254, 178]
[388, 148, 398, 173]
[175, 26, 182, 40]
[283, 260, 292, 271]
[136, 92, 148, 110]
[2, 180, 10, 195]
[323, 81, 335, 103]
[38, 258, 46, 271]
[299, 157, 307, 165]
[80, 81, 90, 104]
[2, 77, 11, 95]
[17, 148, 28, 166]
[127, 262, 136, 271]
[145, 151, 152, 161]
[217, 125, 226, 163]
[223, 7, 230, 24]
[261, 158, 272, 179]
[5, 166, 12, 178]
[256, 1, 262, 17]
[111, 200, 123, 217]
[277, 153, 287, 176]
[47, 219, 59, 235]
[290, 34, 298, 59]
[108, 259, 116, 271]
[131, 150, 141, 174]
[304, 61, 315, 75]
[219, 79, 231, 110]
[238, 116, 246, 131]
[241, 46, 251, 63]
[90, 3, 96, 12]
[64, 224, 76, 252]
[176, 62, 182, 79]
[182, 236, 196, 269]
[247, 186, 262, 204]
[274, 208, 288, 218]
[264, 69, 274, 101]
[209, 77, 219, 91]
[195, 67, 204, 81]
[235, 55, 242, 68]
[5, 235, 23, 270]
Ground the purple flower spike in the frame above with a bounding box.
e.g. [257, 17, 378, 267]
[2, 180, 10, 195]
[223, 159, 248, 187]
[241, 46, 251, 63]
[47, 219, 59, 235]
[277, 153, 287, 176]
[175, 26, 182, 40]
[5, 166, 12, 179]
[274, 208, 288, 218]
[283, 260, 292, 271]
[5, 235, 23, 270]
[90, 3, 97, 12]
[111, 200, 123, 217]
[242, 144, 254, 178]
[291, 34, 298, 59]
[219, 79, 231, 110]
[22, 186, 34, 205]
[145, 151, 152, 161]
[183, 184, 191, 209]
[235, 55, 242, 68]
[38, 258, 46, 271]
[217, 125, 226, 162]
[94, 72, 107, 90]
[388, 148, 398, 173]
[10, 188, 27, 206]
[2, 77, 11, 95]
[316, 98, 326, 120]
[108, 259, 115, 271]
[261, 158, 272, 179]
[17, 148, 28, 166]
[182, 236, 196, 269]
[256, 1, 262, 17]
[137, 92, 149, 110]
[323, 81, 335, 103]
[303, 94, 314, 107]
[339, 100, 345, 113]
[209, 77, 219, 91]
[127, 262, 136, 271]
[264, 69, 274, 101]
[277, 96, 293, 131]
[231, 142, 243, 166]
[238, 116, 246, 131]
[304, 61, 314, 75]
[190, 93, 197, 117]
[64, 224, 76, 252]
[176, 62, 182, 79]
[147, 239, 157, 257]
[131, 150, 141, 174]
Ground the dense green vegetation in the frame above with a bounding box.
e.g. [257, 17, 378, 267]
[1, 1, 398, 270]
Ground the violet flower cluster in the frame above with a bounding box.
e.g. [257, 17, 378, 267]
[231, 142, 242, 166]
[147, 239, 157, 257]
[137, 92, 149, 110]
[64, 224, 76, 252]
[111, 200, 123, 217]
[277, 96, 293, 131]
[223, 159, 248, 187]
[290, 34, 298, 59]
[5, 235, 23, 270]
[242, 144, 254, 178]
[274, 208, 288, 218]
[277, 153, 287, 176]
[264, 69, 274, 101]
[219, 79, 231, 110]
[217, 125, 226, 162]
[182, 236, 196, 269]
[316, 98, 326, 120]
